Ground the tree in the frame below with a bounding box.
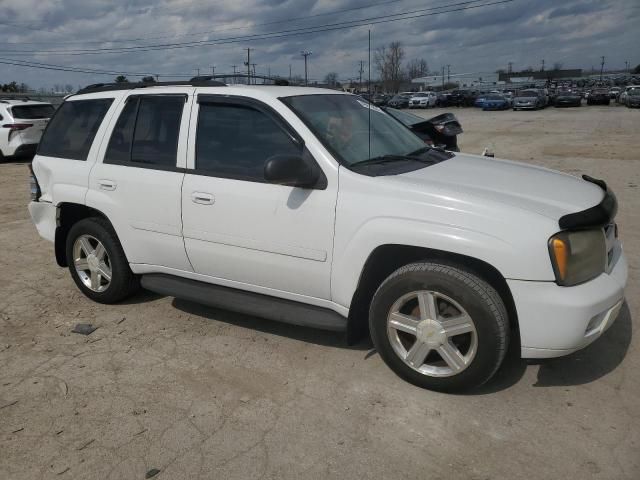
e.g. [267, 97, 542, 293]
[633, 64, 640, 74]
[1, 81, 19, 92]
[552, 62, 563, 71]
[114, 75, 129, 83]
[141, 76, 156, 83]
[375, 41, 405, 92]
[324, 72, 338, 87]
[406, 58, 428, 79]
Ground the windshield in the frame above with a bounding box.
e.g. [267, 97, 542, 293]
[10, 104, 55, 119]
[629, 89, 640, 96]
[485, 95, 504, 100]
[282, 94, 428, 166]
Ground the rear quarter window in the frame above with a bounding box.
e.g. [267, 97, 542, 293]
[37, 98, 113, 160]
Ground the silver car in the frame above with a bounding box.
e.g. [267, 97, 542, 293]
[512, 89, 546, 110]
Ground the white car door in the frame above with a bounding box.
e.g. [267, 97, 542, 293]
[87, 88, 193, 271]
[181, 93, 338, 301]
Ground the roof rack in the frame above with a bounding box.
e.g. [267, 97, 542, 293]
[76, 78, 227, 95]
[191, 74, 289, 86]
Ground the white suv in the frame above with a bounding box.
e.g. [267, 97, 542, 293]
[0, 99, 54, 160]
[28, 81, 628, 391]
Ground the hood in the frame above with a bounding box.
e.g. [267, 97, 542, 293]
[387, 152, 604, 222]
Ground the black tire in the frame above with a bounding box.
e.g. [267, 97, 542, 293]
[369, 262, 509, 392]
[66, 217, 139, 304]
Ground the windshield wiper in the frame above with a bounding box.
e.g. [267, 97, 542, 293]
[350, 154, 433, 168]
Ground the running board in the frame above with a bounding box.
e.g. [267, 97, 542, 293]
[140, 273, 348, 333]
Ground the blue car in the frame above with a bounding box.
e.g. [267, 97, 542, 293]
[475, 94, 510, 110]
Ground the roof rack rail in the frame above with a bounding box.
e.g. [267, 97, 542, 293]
[189, 74, 289, 86]
[76, 79, 227, 95]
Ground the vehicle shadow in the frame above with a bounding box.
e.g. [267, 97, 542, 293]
[171, 297, 371, 350]
[531, 301, 632, 387]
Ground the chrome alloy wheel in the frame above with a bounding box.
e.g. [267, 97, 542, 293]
[72, 234, 112, 293]
[387, 290, 478, 377]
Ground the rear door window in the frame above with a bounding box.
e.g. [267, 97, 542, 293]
[37, 99, 113, 160]
[105, 95, 184, 168]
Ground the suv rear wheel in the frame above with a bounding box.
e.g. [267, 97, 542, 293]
[66, 217, 139, 303]
[369, 262, 509, 392]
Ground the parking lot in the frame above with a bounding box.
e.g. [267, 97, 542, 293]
[1, 105, 638, 479]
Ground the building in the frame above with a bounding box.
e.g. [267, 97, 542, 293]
[498, 69, 583, 83]
[412, 71, 500, 90]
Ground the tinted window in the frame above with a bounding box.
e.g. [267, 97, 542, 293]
[11, 104, 55, 119]
[105, 95, 184, 167]
[196, 103, 301, 181]
[38, 99, 113, 160]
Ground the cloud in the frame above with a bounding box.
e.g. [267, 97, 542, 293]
[0, 0, 637, 89]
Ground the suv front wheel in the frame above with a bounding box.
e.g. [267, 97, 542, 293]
[66, 217, 139, 304]
[369, 262, 509, 392]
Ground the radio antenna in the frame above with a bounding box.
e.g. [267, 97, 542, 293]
[368, 29, 371, 161]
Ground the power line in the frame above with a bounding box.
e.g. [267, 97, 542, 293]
[1, 0, 516, 56]
[1, 0, 410, 46]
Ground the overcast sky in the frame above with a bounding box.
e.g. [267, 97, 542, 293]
[1, 0, 638, 89]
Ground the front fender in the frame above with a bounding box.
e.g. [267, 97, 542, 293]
[331, 216, 555, 309]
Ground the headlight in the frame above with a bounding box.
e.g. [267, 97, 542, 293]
[548, 229, 606, 286]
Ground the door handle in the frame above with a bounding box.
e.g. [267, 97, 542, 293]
[191, 192, 214, 205]
[98, 179, 117, 191]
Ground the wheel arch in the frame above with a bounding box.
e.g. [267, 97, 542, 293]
[54, 202, 112, 267]
[346, 244, 519, 345]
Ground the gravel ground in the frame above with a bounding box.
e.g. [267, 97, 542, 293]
[1, 104, 638, 480]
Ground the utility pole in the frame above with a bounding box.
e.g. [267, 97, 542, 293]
[210, 65, 215, 76]
[289, 64, 292, 81]
[244, 48, 252, 84]
[625, 60, 629, 73]
[267, 66, 271, 79]
[541, 59, 545, 71]
[507, 62, 512, 74]
[447, 64, 451, 84]
[195, 68, 200, 77]
[358, 60, 365, 89]
[441, 66, 445, 89]
[301, 50, 312, 86]
[600, 56, 605, 81]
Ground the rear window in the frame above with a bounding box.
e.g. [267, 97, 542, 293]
[10, 104, 55, 119]
[37, 99, 113, 160]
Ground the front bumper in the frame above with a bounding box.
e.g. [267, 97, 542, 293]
[28, 201, 57, 243]
[509, 250, 628, 358]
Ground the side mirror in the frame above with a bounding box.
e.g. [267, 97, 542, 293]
[264, 154, 320, 188]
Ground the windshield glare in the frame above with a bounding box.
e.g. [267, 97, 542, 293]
[282, 94, 427, 166]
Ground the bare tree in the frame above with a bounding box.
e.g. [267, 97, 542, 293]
[375, 41, 405, 92]
[406, 58, 428, 79]
[324, 72, 338, 87]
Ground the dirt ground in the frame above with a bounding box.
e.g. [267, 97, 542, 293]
[1, 104, 638, 480]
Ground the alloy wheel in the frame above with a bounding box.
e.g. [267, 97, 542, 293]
[72, 234, 112, 292]
[386, 290, 478, 377]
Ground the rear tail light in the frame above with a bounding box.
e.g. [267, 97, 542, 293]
[2, 123, 33, 130]
[3, 123, 33, 142]
[29, 164, 41, 201]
